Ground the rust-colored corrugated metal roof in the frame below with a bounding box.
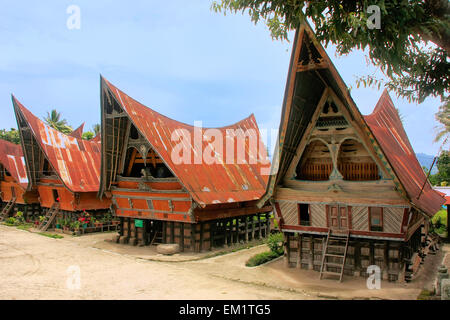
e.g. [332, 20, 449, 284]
[364, 90, 446, 216]
[0, 139, 28, 189]
[12, 96, 102, 193]
[434, 187, 450, 206]
[69, 123, 85, 139]
[103, 78, 270, 207]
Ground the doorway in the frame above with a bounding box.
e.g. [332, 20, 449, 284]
[52, 189, 59, 203]
[328, 205, 348, 230]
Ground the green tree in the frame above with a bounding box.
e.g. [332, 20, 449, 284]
[434, 100, 450, 144]
[0, 128, 20, 144]
[44, 109, 73, 134]
[211, 0, 449, 104]
[92, 124, 101, 136]
[82, 131, 94, 140]
[429, 150, 450, 186]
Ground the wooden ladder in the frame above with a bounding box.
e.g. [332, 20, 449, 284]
[39, 203, 60, 232]
[0, 197, 16, 221]
[149, 221, 164, 245]
[150, 230, 163, 245]
[319, 229, 350, 282]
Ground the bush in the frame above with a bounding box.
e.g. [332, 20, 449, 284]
[266, 232, 284, 255]
[5, 217, 17, 226]
[431, 209, 448, 236]
[15, 211, 25, 224]
[246, 251, 281, 267]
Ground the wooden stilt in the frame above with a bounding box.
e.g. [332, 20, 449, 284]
[199, 222, 204, 252]
[190, 224, 195, 252]
[285, 233, 291, 267]
[209, 222, 213, 251]
[228, 219, 233, 246]
[235, 218, 239, 244]
[162, 221, 167, 243]
[245, 217, 249, 243]
[180, 223, 185, 252]
[258, 214, 262, 239]
[251, 216, 255, 240]
[224, 221, 228, 247]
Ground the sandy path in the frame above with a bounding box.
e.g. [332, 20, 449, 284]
[0, 225, 312, 300]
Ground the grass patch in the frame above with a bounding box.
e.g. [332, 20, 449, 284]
[431, 209, 448, 237]
[246, 251, 282, 267]
[16, 224, 33, 231]
[245, 232, 284, 267]
[432, 209, 447, 227]
[201, 239, 265, 260]
[417, 289, 434, 300]
[37, 232, 64, 239]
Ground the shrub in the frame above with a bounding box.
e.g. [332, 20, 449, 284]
[266, 232, 284, 255]
[5, 217, 17, 226]
[246, 251, 281, 267]
[431, 209, 448, 236]
[15, 211, 25, 224]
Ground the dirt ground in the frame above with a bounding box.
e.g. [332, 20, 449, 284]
[0, 224, 446, 300]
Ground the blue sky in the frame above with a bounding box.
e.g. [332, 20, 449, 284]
[0, 1, 444, 156]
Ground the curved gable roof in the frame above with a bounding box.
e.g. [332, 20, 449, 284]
[102, 78, 270, 207]
[364, 90, 445, 216]
[0, 139, 28, 189]
[12, 96, 101, 193]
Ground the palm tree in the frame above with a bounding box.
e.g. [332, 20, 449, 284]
[434, 99, 450, 144]
[44, 109, 73, 134]
[92, 123, 101, 136]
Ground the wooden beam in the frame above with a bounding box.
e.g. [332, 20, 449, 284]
[126, 148, 138, 176]
[194, 205, 273, 222]
[180, 223, 185, 252]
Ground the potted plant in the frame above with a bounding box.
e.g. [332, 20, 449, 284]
[63, 220, 71, 232]
[38, 215, 46, 226]
[70, 221, 81, 234]
[93, 217, 103, 228]
[15, 211, 25, 225]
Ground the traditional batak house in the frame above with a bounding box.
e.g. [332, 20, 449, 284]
[12, 95, 111, 231]
[0, 138, 40, 220]
[259, 21, 446, 282]
[98, 77, 272, 252]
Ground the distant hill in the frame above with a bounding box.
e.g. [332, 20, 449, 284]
[416, 153, 438, 174]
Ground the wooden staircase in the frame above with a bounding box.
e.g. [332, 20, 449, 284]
[0, 197, 16, 221]
[149, 220, 163, 245]
[38, 203, 60, 231]
[319, 229, 350, 282]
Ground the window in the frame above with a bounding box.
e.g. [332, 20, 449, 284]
[123, 147, 174, 179]
[298, 204, 310, 226]
[369, 207, 383, 232]
[337, 139, 380, 181]
[52, 189, 60, 203]
[296, 140, 332, 181]
[42, 158, 54, 176]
